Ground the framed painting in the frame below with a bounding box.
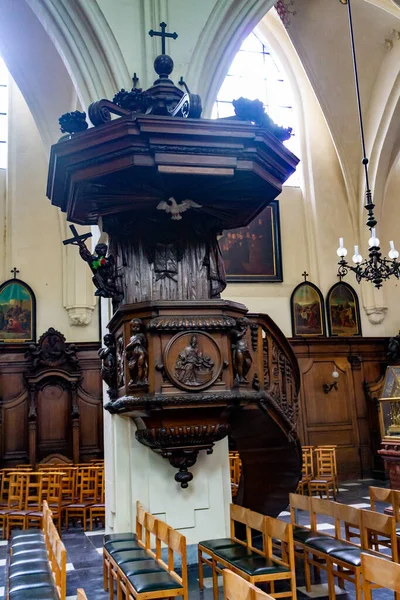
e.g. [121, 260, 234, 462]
[220, 201, 283, 282]
[0, 278, 36, 342]
[290, 281, 326, 337]
[327, 281, 361, 337]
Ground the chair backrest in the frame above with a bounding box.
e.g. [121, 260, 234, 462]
[369, 486, 393, 512]
[61, 468, 77, 501]
[310, 496, 335, 532]
[334, 502, 361, 545]
[136, 501, 146, 544]
[77, 590, 88, 600]
[76, 467, 98, 503]
[7, 473, 24, 509]
[392, 490, 400, 524]
[361, 509, 398, 561]
[245, 508, 266, 556]
[223, 569, 254, 600]
[230, 503, 248, 545]
[302, 446, 314, 478]
[315, 447, 336, 478]
[361, 553, 400, 599]
[266, 516, 294, 570]
[24, 472, 43, 510]
[145, 512, 158, 559]
[290, 493, 312, 529]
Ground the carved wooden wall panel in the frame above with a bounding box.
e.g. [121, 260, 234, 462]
[36, 383, 71, 461]
[290, 337, 388, 480]
[0, 340, 102, 466]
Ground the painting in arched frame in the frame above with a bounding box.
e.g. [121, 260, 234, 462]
[290, 281, 326, 337]
[0, 278, 36, 342]
[327, 281, 361, 337]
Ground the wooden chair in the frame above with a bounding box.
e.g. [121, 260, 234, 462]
[88, 467, 105, 530]
[297, 447, 314, 495]
[223, 569, 275, 600]
[77, 590, 88, 600]
[303, 497, 343, 594]
[328, 509, 398, 600]
[308, 447, 337, 500]
[211, 509, 296, 600]
[361, 553, 400, 600]
[64, 467, 97, 531]
[0, 472, 23, 538]
[7, 471, 43, 538]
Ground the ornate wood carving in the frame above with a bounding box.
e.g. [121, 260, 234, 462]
[98, 334, 117, 399]
[46, 38, 301, 497]
[25, 328, 79, 371]
[126, 319, 149, 389]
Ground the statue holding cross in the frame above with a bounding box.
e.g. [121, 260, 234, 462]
[63, 225, 122, 302]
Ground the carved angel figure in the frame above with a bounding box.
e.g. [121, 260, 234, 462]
[231, 317, 252, 383]
[125, 319, 149, 387]
[156, 197, 202, 220]
[98, 334, 117, 393]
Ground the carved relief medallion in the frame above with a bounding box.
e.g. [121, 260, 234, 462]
[164, 331, 222, 391]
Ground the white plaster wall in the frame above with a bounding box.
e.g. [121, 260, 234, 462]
[104, 412, 231, 547]
[3, 78, 99, 342]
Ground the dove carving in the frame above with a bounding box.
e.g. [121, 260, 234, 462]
[156, 197, 202, 220]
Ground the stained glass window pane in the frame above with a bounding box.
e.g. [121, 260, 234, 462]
[213, 30, 300, 186]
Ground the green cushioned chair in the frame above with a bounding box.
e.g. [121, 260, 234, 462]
[11, 529, 43, 541]
[9, 560, 51, 579]
[10, 554, 48, 567]
[231, 556, 290, 576]
[306, 537, 354, 554]
[105, 540, 141, 554]
[111, 549, 149, 564]
[10, 587, 59, 600]
[104, 532, 137, 544]
[120, 559, 165, 577]
[328, 548, 385, 567]
[127, 571, 183, 593]
[8, 573, 54, 594]
[293, 528, 329, 544]
[11, 538, 46, 548]
[213, 546, 256, 561]
[11, 546, 48, 558]
[199, 538, 243, 551]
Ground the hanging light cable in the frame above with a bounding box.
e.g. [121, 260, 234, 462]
[336, 0, 400, 289]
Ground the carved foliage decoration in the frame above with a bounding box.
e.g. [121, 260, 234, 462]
[25, 328, 79, 372]
[164, 331, 222, 392]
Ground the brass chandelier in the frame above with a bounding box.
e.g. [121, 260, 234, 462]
[336, 0, 400, 289]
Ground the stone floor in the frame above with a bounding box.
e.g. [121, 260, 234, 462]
[0, 478, 395, 600]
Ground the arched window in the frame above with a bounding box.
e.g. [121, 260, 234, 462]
[0, 56, 8, 170]
[213, 31, 299, 186]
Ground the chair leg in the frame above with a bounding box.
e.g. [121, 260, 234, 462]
[198, 548, 204, 590]
[103, 553, 109, 591]
[212, 558, 219, 600]
[304, 551, 312, 592]
[327, 559, 336, 600]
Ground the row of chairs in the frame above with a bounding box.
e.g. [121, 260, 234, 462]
[198, 503, 296, 600]
[0, 465, 104, 538]
[297, 446, 338, 499]
[290, 491, 398, 600]
[103, 501, 188, 600]
[8, 500, 87, 600]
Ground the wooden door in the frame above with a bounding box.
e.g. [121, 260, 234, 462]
[36, 382, 72, 461]
[299, 357, 361, 479]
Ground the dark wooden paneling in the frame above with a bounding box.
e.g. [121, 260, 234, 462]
[289, 337, 388, 480]
[0, 340, 103, 466]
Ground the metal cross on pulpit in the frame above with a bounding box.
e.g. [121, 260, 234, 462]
[62, 224, 92, 248]
[149, 22, 178, 55]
